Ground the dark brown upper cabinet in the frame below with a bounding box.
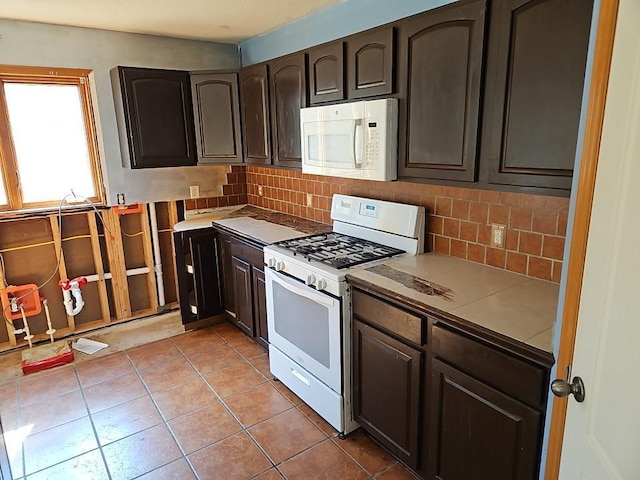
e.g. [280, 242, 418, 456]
[112, 66, 197, 169]
[190, 72, 242, 164]
[480, 0, 594, 191]
[239, 64, 271, 165]
[269, 54, 307, 168]
[398, 0, 486, 182]
[308, 41, 345, 104]
[346, 26, 395, 99]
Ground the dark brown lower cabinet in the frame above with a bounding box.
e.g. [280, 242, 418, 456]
[252, 267, 269, 350]
[352, 319, 422, 469]
[348, 282, 552, 480]
[216, 229, 269, 350]
[428, 359, 541, 480]
[174, 228, 223, 325]
[231, 256, 254, 336]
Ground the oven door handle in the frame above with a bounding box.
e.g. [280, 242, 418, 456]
[268, 269, 335, 307]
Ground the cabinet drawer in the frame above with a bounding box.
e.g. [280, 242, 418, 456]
[352, 290, 425, 346]
[432, 324, 548, 409]
[230, 237, 264, 267]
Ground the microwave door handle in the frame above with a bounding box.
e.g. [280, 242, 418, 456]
[269, 269, 335, 307]
[354, 120, 363, 167]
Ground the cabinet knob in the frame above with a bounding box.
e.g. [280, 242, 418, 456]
[551, 376, 585, 403]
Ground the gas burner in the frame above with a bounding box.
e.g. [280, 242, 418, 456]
[273, 233, 405, 269]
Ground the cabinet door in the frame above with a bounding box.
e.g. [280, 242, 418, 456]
[173, 231, 194, 325]
[239, 64, 271, 165]
[115, 67, 197, 168]
[190, 72, 242, 164]
[252, 267, 268, 350]
[269, 54, 307, 168]
[352, 319, 422, 469]
[231, 256, 255, 336]
[428, 359, 541, 480]
[219, 233, 236, 318]
[479, 0, 594, 190]
[189, 231, 223, 320]
[346, 27, 395, 99]
[308, 42, 345, 104]
[398, 0, 486, 182]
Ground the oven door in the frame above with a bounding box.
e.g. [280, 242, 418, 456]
[265, 268, 342, 393]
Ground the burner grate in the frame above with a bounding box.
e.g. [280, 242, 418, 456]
[273, 233, 405, 269]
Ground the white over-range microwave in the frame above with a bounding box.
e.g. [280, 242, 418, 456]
[300, 98, 398, 181]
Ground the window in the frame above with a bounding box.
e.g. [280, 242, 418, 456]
[0, 66, 103, 212]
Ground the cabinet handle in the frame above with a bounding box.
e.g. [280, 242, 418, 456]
[290, 368, 311, 387]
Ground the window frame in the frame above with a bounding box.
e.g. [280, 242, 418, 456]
[0, 65, 105, 213]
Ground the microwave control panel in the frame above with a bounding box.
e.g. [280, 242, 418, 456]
[365, 122, 379, 165]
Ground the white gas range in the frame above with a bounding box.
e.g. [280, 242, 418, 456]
[264, 194, 425, 436]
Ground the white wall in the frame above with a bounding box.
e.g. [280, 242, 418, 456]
[0, 19, 239, 205]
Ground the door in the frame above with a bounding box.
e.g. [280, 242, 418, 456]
[346, 26, 395, 99]
[269, 54, 307, 168]
[115, 66, 197, 168]
[252, 266, 268, 350]
[430, 359, 541, 480]
[231, 256, 254, 336]
[353, 320, 422, 469]
[397, 0, 486, 182]
[557, 1, 640, 477]
[265, 268, 342, 392]
[190, 72, 242, 164]
[479, 0, 593, 191]
[190, 231, 223, 321]
[239, 64, 271, 165]
[308, 41, 345, 104]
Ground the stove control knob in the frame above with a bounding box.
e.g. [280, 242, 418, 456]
[305, 274, 316, 286]
[266, 257, 276, 268]
[275, 261, 285, 271]
[316, 278, 327, 290]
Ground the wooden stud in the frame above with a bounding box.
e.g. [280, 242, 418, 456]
[168, 201, 181, 308]
[87, 212, 111, 323]
[102, 209, 131, 319]
[49, 215, 76, 331]
[0, 262, 17, 346]
[139, 206, 159, 313]
[544, 1, 620, 478]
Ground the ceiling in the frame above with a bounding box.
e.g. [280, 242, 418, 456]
[0, 0, 344, 43]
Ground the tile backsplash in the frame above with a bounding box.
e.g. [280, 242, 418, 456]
[244, 165, 568, 283]
[184, 165, 248, 210]
[185, 164, 568, 283]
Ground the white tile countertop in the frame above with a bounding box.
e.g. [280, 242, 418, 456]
[172, 205, 247, 232]
[346, 252, 559, 352]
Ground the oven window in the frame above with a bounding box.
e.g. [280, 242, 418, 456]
[272, 281, 332, 368]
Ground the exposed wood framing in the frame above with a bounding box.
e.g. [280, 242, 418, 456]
[87, 212, 111, 323]
[139, 205, 159, 314]
[0, 202, 181, 353]
[167, 201, 180, 309]
[101, 209, 131, 319]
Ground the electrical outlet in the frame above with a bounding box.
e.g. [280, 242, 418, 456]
[306, 193, 313, 208]
[491, 223, 506, 248]
[116, 193, 126, 206]
[189, 185, 200, 199]
[258, 185, 264, 196]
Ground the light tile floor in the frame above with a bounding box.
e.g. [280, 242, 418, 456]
[0, 320, 420, 479]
